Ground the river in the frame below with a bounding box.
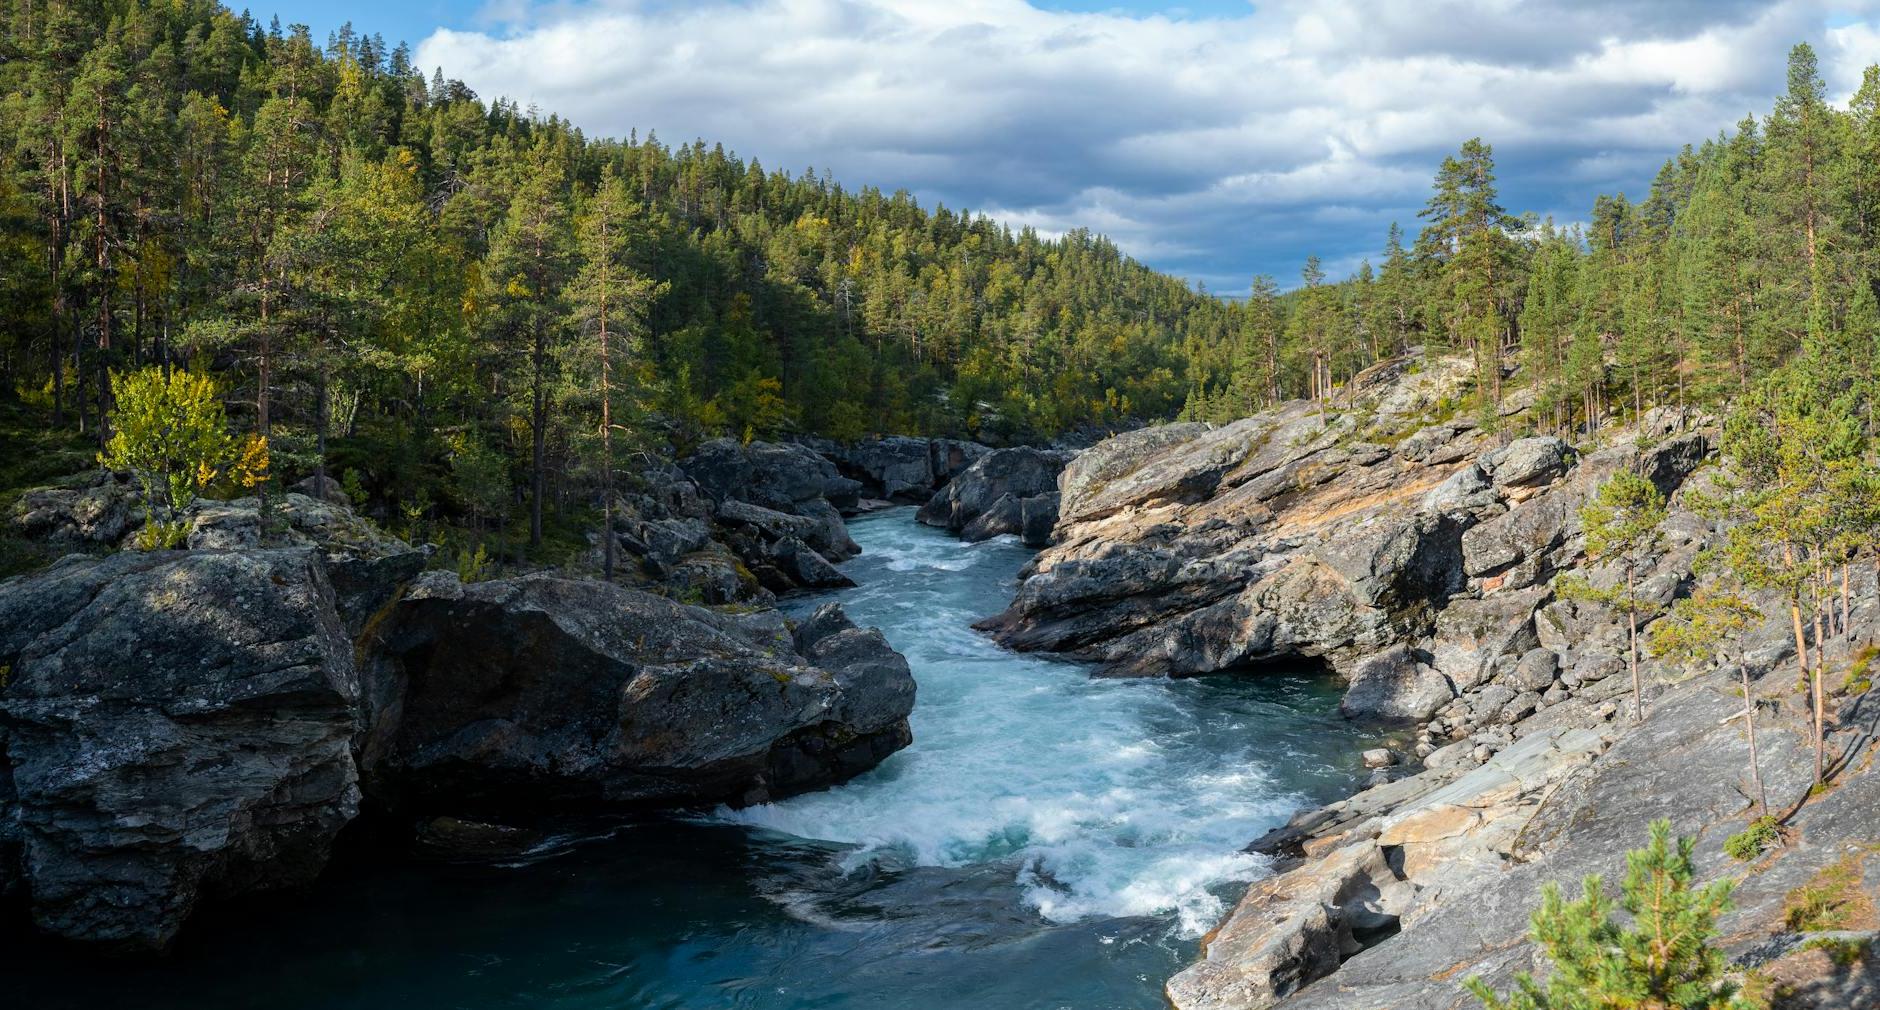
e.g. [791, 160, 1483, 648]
[6, 510, 1384, 1009]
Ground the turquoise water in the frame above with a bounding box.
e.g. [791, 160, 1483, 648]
[4, 511, 1380, 1009]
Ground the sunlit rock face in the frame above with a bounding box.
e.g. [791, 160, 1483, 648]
[980, 352, 1710, 722]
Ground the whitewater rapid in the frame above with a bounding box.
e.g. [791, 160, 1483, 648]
[723, 510, 1369, 936]
[6, 509, 1381, 1010]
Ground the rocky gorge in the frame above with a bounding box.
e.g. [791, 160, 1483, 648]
[975, 353, 1878, 1009]
[0, 442, 926, 953]
[0, 427, 1087, 957]
[1, 355, 1875, 1009]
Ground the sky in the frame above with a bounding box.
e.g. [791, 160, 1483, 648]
[255, 0, 1880, 294]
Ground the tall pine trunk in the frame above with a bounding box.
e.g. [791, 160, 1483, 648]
[599, 229, 615, 582]
[1741, 663, 1767, 815]
[313, 353, 329, 499]
[530, 319, 547, 549]
[258, 293, 272, 435]
[1810, 561, 1826, 785]
[1626, 566, 1643, 723]
[1839, 563, 1850, 638]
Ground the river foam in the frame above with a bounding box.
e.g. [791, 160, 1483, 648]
[722, 510, 1371, 938]
[6, 509, 1380, 1010]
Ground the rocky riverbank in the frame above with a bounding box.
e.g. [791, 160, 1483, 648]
[0, 445, 919, 954]
[6, 374, 1875, 1007]
[975, 352, 1879, 1009]
[0, 419, 1094, 956]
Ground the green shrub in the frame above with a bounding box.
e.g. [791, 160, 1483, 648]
[1801, 935, 1872, 967]
[131, 519, 191, 551]
[456, 542, 492, 583]
[1724, 816, 1780, 862]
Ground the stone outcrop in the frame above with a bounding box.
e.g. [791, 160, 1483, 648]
[1337, 646, 1453, 721]
[184, 493, 427, 635]
[813, 435, 971, 503]
[979, 354, 1711, 725]
[676, 438, 863, 593]
[593, 462, 766, 605]
[360, 574, 914, 814]
[681, 437, 863, 526]
[0, 486, 915, 952]
[1174, 664, 1880, 1010]
[0, 548, 362, 953]
[994, 352, 1880, 1010]
[1169, 724, 1613, 1010]
[917, 446, 1073, 546]
[291, 473, 349, 505]
[929, 438, 992, 488]
[10, 470, 145, 546]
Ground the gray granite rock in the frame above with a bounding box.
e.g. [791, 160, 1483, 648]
[363, 573, 915, 815]
[0, 549, 361, 952]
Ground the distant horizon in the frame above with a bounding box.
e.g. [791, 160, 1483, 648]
[260, 0, 1880, 295]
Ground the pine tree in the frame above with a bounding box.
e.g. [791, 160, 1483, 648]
[1557, 471, 1669, 723]
[566, 165, 665, 580]
[484, 143, 574, 548]
[1419, 138, 1521, 413]
[1375, 222, 1418, 354]
[1711, 348, 1864, 785]
[1766, 43, 1836, 297]
[1520, 222, 1582, 435]
[1466, 820, 1758, 1010]
[1287, 256, 1337, 409]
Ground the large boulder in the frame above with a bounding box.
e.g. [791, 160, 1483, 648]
[0, 549, 362, 952]
[681, 438, 863, 521]
[716, 498, 824, 543]
[1058, 418, 1275, 524]
[762, 536, 856, 591]
[1020, 492, 1061, 548]
[182, 493, 425, 634]
[679, 439, 861, 592]
[9, 470, 145, 545]
[917, 446, 1072, 537]
[837, 436, 939, 502]
[1480, 436, 1572, 491]
[598, 466, 768, 605]
[1426, 588, 1547, 691]
[361, 573, 915, 815]
[1308, 508, 1467, 611]
[714, 499, 854, 593]
[291, 473, 350, 505]
[929, 439, 991, 487]
[1057, 422, 1211, 520]
[1340, 645, 1455, 721]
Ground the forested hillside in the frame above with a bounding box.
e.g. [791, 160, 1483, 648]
[2, 0, 1878, 566]
[1183, 43, 1880, 434]
[0, 1, 1231, 505]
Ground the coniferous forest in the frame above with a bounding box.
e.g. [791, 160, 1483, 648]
[2, 0, 1879, 565]
[6, 5, 1880, 1006]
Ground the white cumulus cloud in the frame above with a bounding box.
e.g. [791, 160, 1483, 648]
[417, 0, 1880, 292]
